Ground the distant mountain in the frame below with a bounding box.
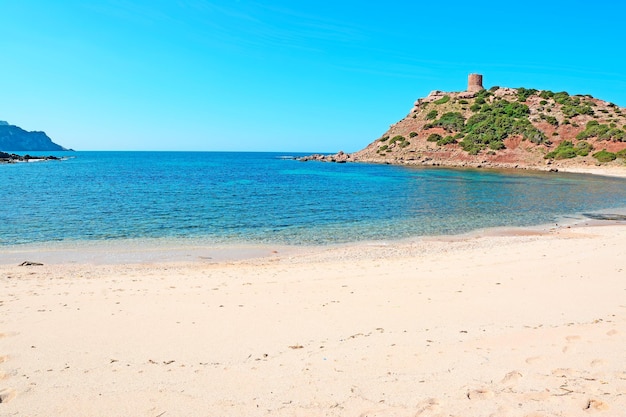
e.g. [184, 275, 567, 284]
[0, 121, 69, 151]
[304, 75, 626, 171]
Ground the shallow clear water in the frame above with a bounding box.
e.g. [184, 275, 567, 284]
[2, 151, 625, 246]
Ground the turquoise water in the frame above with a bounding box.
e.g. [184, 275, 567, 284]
[1, 151, 626, 246]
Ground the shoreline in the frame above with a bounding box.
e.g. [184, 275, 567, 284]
[1, 211, 622, 266]
[303, 153, 626, 179]
[1, 223, 625, 415]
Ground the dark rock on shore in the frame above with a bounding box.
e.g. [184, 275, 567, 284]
[298, 151, 351, 163]
[0, 151, 61, 163]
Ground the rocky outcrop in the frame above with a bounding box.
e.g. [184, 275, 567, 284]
[0, 121, 69, 151]
[0, 151, 61, 163]
[302, 82, 626, 172]
[298, 151, 351, 163]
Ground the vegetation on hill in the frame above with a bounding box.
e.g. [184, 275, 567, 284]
[422, 89, 547, 155]
[359, 85, 626, 166]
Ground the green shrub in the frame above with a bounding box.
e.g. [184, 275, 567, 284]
[463, 99, 541, 145]
[539, 90, 554, 99]
[389, 135, 405, 144]
[431, 112, 465, 132]
[593, 150, 617, 162]
[378, 145, 388, 151]
[379, 136, 389, 142]
[409, 131, 418, 138]
[553, 91, 571, 104]
[602, 128, 626, 141]
[476, 89, 492, 99]
[540, 113, 559, 126]
[433, 95, 450, 105]
[616, 148, 626, 158]
[517, 87, 538, 102]
[470, 103, 481, 112]
[557, 148, 577, 159]
[574, 141, 593, 156]
[459, 99, 469, 104]
[559, 96, 595, 117]
[545, 140, 578, 159]
[459, 139, 482, 155]
[576, 122, 608, 140]
[540, 100, 548, 105]
[427, 133, 442, 142]
[426, 110, 438, 120]
[437, 135, 457, 146]
[576, 121, 626, 141]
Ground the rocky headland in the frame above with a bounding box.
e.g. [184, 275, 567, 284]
[302, 75, 626, 174]
[0, 120, 69, 152]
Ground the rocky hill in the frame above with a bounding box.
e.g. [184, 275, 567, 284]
[305, 78, 626, 171]
[0, 121, 69, 151]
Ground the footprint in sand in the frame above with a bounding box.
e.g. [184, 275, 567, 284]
[466, 388, 495, 400]
[585, 399, 609, 411]
[590, 359, 606, 368]
[606, 329, 618, 336]
[563, 335, 581, 351]
[0, 388, 17, 404]
[525, 356, 543, 364]
[415, 398, 441, 415]
[500, 370, 522, 387]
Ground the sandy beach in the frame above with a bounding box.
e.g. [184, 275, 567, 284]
[1, 224, 626, 416]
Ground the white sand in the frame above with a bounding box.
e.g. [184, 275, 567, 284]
[555, 165, 626, 178]
[1, 224, 626, 416]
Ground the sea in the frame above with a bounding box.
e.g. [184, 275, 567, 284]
[2, 151, 626, 250]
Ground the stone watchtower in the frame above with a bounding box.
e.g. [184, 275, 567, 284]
[467, 73, 484, 92]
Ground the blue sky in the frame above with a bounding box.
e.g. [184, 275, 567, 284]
[2, 0, 625, 152]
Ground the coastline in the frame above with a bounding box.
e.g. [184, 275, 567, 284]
[0, 211, 616, 266]
[1, 222, 626, 416]
[302, 153, 626, 179]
